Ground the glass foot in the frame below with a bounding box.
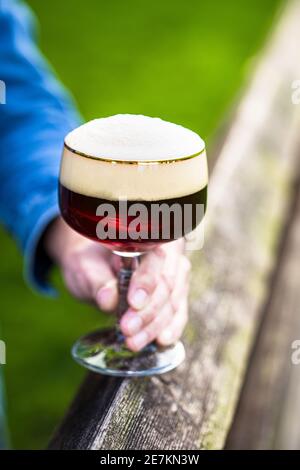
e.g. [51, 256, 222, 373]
[71, 328, 185, 377]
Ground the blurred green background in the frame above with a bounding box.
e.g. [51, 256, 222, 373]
[0, 0, 282, 449]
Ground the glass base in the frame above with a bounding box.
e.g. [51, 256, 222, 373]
[71, 328, 185, 377]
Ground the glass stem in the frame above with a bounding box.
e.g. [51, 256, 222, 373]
[117, 255, 140, 324]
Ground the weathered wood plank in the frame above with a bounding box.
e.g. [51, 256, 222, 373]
[275, 320, 300, 449]
[49, 0, 300, 450]
[226, 176, 300, 450]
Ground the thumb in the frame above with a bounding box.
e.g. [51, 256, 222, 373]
[85, 256, 118, 312]
[63, 248, 119, 313]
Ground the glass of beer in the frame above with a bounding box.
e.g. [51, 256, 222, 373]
[59, 115, 207, 376]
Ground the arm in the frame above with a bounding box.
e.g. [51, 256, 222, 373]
[0, 0, 81, 293]
[0, 0, 189, 349]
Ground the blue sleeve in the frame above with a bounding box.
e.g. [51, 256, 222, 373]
[0, 0, 82, 294]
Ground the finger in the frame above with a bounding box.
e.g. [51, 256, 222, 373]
[63, 249, 118, 312]
[170, 255, 191, 310]
[86, 259, 118, 312]
[125, 301, 174, 351]
[127, 248, 167, 309]
[121, 248, 187, 336]
[159, 240, 184, 290]
[95, 278, 118, 312]
[120, 277, 171, 336]
[157, 299, 188, 346]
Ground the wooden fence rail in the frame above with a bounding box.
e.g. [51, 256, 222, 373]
[49, 0, 300, 450]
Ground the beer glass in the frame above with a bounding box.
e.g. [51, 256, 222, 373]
[59, 116, 207, 376]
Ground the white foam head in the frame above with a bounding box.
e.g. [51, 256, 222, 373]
[61, 114, 207, 200]
[65, 114, 205, 161]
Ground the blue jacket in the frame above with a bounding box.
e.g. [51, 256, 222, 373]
[0, 0, 81, 293]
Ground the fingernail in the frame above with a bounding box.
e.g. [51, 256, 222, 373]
[124, 314, 143, 335]
[132, 331, 148, 350]
[131, 288, 148, 309]
[97, 286, 112, 309]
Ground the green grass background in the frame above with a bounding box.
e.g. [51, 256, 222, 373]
[0, 0, 282, 449]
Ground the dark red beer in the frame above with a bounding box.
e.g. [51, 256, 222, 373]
[59, 183, 207, 252]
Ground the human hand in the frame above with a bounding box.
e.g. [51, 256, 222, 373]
[120, 240, 190, 351]
[45, 217, 190, 351]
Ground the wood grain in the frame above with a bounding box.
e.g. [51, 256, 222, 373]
[49, 0, 300, 450]
[227, 173, 300, 450]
